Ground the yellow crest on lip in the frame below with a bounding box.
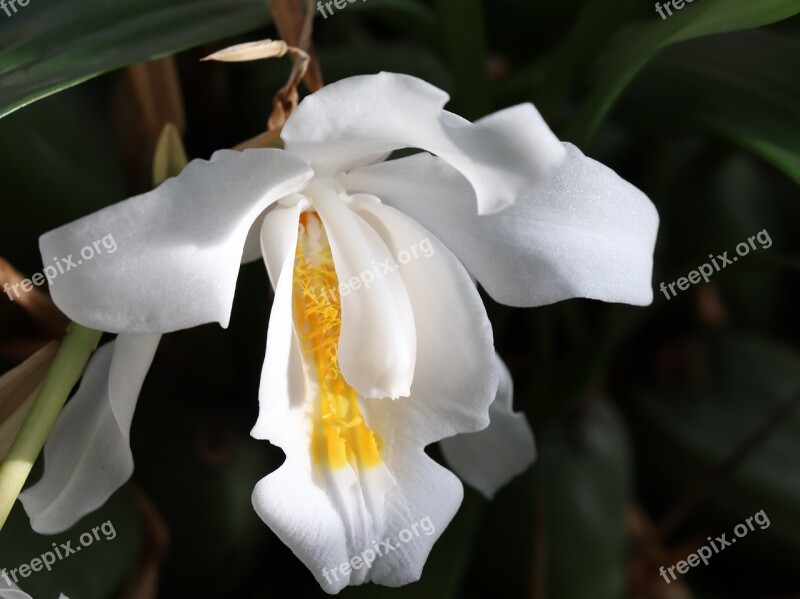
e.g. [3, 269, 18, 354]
[294, 212, 383, 470]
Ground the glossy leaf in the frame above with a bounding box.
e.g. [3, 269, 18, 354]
[0, 0, 272, 119]
[533, 0, 640, 123]
[625, 29, 800, 184]
[0, 83, 126, 274]
[566, 0, 800, 146]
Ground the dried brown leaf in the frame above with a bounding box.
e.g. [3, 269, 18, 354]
[202, 39, 291, 62]
[0, 342, 59, 460]
[268, 0, 323, 91]
[0, 257, 69, 339]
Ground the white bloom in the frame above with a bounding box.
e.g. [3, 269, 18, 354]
[19, 73, 658, 592]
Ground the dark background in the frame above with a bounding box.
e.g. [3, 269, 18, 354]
[1, 1, 799, 597]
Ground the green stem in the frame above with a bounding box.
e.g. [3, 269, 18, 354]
[0, 323, 102, 530]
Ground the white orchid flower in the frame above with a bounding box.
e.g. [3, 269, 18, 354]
[18, 73, 658, 592]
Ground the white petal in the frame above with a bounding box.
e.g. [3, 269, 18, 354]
[40, 149, 313, 334]
[0, 579, 32, 599]
[360, 449, 461, 588]
[250, 201, 307, 445]
[343, 143, 659, 307]
[0, 586, 64, 599]
[252, 440, 461, 593]
[240, 207, 269, 265]
[310, 182, 416, 399]
[440, 354, 536, 499]
[352, 201, 498, 441]
[19, 334, 160, 534]
[282, 72, 566, 214]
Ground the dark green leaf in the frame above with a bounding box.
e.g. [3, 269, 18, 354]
[0, 0, 272, 119]
[532, 0, 640, 123]
[432, 0, 489, 119]
[626, 29, 800, 184]
[334, 0, 437, 43]
[0, 82, 126, 274]
[566, 0, 800, 147]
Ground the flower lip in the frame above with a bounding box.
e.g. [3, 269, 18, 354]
[292, 212, 390, 474]
[302, 180, 417, 400]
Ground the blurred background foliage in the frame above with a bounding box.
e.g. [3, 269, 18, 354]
[1, 0, 799, 597]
